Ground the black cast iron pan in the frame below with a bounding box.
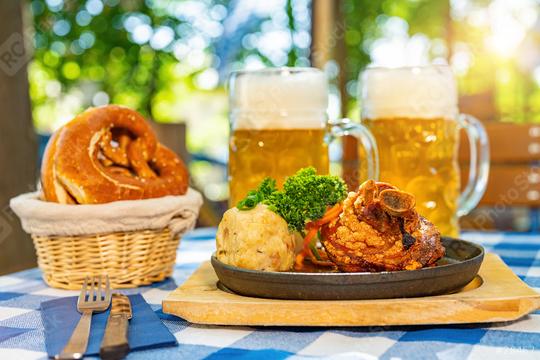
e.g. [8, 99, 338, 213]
[211, 237, 484, 300]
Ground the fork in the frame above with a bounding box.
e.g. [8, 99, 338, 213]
[56, 275, 112, 360]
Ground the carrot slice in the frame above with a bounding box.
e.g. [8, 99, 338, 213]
[295, 253, 305, 268]
[307, 204, 342, 229]
[302, 226, 319, 252]
[296, 203, 343, 269]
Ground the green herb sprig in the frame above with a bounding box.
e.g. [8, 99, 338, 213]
[236, 167, 347, 232]
[236, 177, 277, 210]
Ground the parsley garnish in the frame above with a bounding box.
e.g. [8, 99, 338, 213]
[236, 177, 277, 210]
[236, 167, 347, 232]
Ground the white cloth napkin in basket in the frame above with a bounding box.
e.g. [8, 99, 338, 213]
[10, 188, 203, 237]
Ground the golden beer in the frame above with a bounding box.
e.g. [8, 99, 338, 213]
[229, 128, 329, 207]
[360, 65, 489, 237]
[364, 117, 461, 237]
[228, 67, 379, 208]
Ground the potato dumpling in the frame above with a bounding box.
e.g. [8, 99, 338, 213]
[216, 204, 295, 271]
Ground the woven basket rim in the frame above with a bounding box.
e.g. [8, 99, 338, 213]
[10, 188, 202, 237]
[11, 188, 201, 210]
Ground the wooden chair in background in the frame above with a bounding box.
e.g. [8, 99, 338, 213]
[459, 122, 540, 231]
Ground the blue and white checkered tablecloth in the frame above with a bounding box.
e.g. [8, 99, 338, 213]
[0, 229, 539, 360]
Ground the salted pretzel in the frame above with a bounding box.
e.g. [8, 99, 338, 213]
[41, 105, 189, 204]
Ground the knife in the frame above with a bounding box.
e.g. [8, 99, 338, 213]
[99, 294, 132, 360]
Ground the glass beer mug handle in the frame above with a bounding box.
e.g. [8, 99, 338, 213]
[329, 118, 379, 181]
[456, 114, 490, 216]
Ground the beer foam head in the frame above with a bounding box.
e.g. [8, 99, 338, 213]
[360, 65, 458, 119]
[229, 67, 328, 130]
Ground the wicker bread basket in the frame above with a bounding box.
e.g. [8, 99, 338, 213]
[10, 189, 202, 289]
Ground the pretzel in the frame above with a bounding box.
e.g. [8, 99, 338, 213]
[41, 105, 189, 204]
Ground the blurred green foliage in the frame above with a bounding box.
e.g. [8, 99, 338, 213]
[29, 0, 310, 134]
[31, 0, 231, 132]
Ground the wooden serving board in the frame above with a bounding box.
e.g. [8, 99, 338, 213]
[162, 253, 540, 327]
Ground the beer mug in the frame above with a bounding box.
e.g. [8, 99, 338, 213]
[360, 65, 490, 237]
[228, 67, 379, 207]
